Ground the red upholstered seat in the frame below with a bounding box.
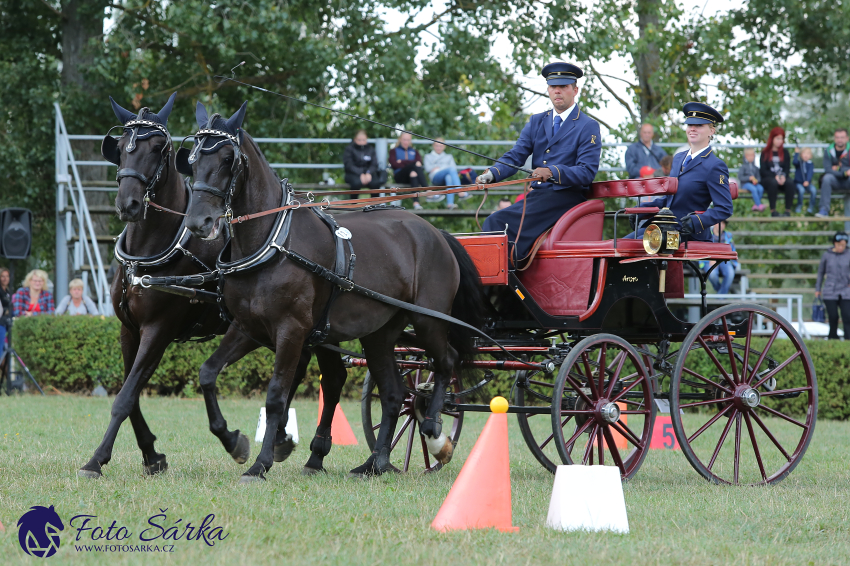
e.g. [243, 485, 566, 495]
[542, 200, 605, 250]
[588, 177, 678, 199]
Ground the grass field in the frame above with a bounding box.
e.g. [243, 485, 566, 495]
[0, 394, 847, 565]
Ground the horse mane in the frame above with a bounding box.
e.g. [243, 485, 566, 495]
[241, 130, 279, 183]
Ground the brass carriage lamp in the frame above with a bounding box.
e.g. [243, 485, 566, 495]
[642, 207, 681, 292]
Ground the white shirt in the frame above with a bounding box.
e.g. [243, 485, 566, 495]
[553, 102, 577, 125]
[687, 143, 710, 159]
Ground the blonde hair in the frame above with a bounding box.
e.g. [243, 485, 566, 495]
[395, 131, 412, 148]
[69, 278, 84, 290]
[743, 147, 755, 156]
[801, 147, 813, 159]
[23, 269, 51, 289]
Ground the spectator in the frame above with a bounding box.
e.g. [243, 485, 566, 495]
[56, 279, 98, 316]
[389, 132, 426, 210]
[639, 165, 655, 179]
[739, 148, 765, 212]
[0, 268, 10, 360]
[815, 232, 850, 339]
[815, 128, 850, 226]
[793, 146, 817, 214]
[497, 198, 513, 210]
[625, 123, 667, 178]
[702, 220, 739, 295]
[659, 155, 673, 176]
[760, 127, 795, 216]
[11, 269, 54, 317]
[423, 137, 470, 210]
[342, 130, 383, 199]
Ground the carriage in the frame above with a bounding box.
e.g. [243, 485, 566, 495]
[352, 176, 818, 486]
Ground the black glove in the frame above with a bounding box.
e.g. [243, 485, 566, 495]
[679, 214, 698, 236]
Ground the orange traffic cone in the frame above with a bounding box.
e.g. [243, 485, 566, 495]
[317, 382, 358, 445]
[431, 397, 518, 532]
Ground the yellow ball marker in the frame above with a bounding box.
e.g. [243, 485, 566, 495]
[490, 396, 509, 413]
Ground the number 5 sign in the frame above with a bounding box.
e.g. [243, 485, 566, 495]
[649, 415, 680, 450]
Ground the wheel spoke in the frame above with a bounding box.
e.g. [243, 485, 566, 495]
[760, 385, 811, 397]
[606, 350, 628, 398]
[688, 403, 734, 444]
[746, 325, 781, 384]
[621, 409, 652, 414]
[743, 412, 767, 482]
[597, 344, 607, 397]
[602, 425, 627, 477]
[755, 404, 808, 429]
[420, 434, 432, 469]
[721, 317, 739, 382]
[391, 416, 412, 450]
[563, 418, 594, 455]
[680, 397, 734, 409]
[527, 379, 555, 388]
[752, 351, 802, 389]
[750, 410, 791, 461]
[598, 427, 605, 466]
[742, 312, 754, 382]
[609, 376, 645, 404]
[610, 420, 644, 449]
[697, 336, 736, 387]
[565, 374, 595, 407]
[581, 353, 600, 398]
[707, 409, 737, 472]
[681, 366, 733, 395]
[733, 413, 742, 484]
[583, 425, 597, 465]
[403, 418, 415, 472]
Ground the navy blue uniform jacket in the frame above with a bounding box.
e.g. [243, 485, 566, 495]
[482, 105, 601, 259]
[642, 147, 733, 241]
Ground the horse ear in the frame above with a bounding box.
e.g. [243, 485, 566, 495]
[157, 92, 177, 125]
[195, 101, 209, 128]
[226, 101, 248, 131]
[101, 135, 121, 165]
[176, 147, 194, 176]
[109, 96, 136, 125]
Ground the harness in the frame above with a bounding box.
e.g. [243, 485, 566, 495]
[106, 108, 173, 219]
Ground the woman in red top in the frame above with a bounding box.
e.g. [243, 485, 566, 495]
[389, 132, 427, 209]
[760, 127, 795, 217]
[11, 269, 55, 317]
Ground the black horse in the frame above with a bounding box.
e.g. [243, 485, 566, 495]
[78, 95, 243, 478]
[178, 101, 485, 482]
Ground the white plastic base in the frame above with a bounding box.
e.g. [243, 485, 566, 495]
[546, 465, 629, 534]
[255, 407, 299, 444]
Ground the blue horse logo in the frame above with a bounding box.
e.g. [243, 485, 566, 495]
[17, 505, 64, 558]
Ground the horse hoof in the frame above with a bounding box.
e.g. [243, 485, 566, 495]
[274, 436, 296, 463]
[230, 432, 250, 465]
[238, 474, 265, 484]
[143, 457, 168, 476]
[301, 466, 326, 476]
[78, 469, 102, 480]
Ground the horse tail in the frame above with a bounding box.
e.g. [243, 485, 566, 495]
[439, 230, 487, 370]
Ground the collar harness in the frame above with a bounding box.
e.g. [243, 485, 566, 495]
[109, 108, 173, 219]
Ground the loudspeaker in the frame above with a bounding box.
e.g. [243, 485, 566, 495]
[0, 208, 32, 260]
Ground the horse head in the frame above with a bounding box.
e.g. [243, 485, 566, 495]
[102, 92, 176, 222]
[180, 101, 248, 240]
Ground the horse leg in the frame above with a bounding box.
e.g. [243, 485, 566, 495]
[199, 327, 258, 464]
[79, 324, 174, 478]
[412, 318, 458, 465]
[241, 326, 307, 482]
[273, 347, 311, 464]
[302, 345, 346, 475]
[349, 325, 406, 478]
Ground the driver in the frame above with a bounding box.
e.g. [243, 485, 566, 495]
[477, 62, 601, 262]
[635, 102, 733, 240]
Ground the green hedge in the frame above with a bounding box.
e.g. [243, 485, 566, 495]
[11, 317, 850, 420]
[12, 316, 366, 399]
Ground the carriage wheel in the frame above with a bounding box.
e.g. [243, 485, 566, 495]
[670, 304, 817, 485]
[551, 334, 655, 480]
[514, 357, 560, 473]
[360, 368, 463, 473]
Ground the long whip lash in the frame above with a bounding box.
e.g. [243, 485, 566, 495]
[214, 75, 533, 175]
